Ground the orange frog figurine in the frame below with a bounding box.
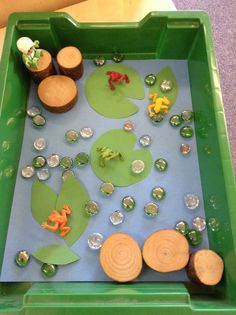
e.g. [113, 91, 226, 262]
[41, 204, 71, 237]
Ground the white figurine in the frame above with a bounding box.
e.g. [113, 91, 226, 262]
[16, 37, 43, 69]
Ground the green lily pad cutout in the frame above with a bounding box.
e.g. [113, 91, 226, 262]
[32, 245, 80, 265]
[85, 64, 144, 118]
[31, 177, 90, 247]
[56, 176, 89, 247]
[90, 129, 152, 186]
[149, 66, 178, 107]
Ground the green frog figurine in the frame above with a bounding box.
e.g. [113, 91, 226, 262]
[16, 37, 43, 69]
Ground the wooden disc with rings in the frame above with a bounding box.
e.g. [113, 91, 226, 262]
[186, 249, 224, 285]
[100, 233, 142, 282]
[57, 46, 84, 80]
[29, 49, 55, 84]
[38, 75, 78, 113]
[142, 229, 189, 272]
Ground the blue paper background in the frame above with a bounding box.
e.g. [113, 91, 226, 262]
[0, 60, 208, 282]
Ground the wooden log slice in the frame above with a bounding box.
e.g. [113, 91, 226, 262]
[186, 249, 224, 285]
[29, 49, 55, 84]
[142, 229, 189, 272]
[100, 233, 142, 282]
[56, 46, 84, 80]
[38, 75, 78, 113]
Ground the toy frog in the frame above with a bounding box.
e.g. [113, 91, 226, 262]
[16, 37, 43, 69]
[97, 146, 125, 167]
[148, 93, 170, 117]
[41, 204, 71, 237]
[106, 71, 130, 90]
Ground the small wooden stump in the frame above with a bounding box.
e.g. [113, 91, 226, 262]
[186, 249, 224, 285]
[56, 46, 83, 80]
[100, 233, 142, 282]
[29, 49, 55, 84]
[38, 75, 78, 113]
[142, 229, 189, 272]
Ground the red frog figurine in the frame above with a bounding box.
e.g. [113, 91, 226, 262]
[106, 71, 130, 90]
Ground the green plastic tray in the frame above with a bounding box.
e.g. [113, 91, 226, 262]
[0, 11, 236, 314]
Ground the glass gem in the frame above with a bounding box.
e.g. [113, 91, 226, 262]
[180, 143, 191, 155]
[84, 200, 100, 216]
[160, 80, 172, 92]
[65, 130, 79, 143]
[169, 115, 182, 127]
[27, 106, 41, 117]
[180, 126, 193, 138]
[184, 193, 200, 209]
[75, 152, 89, 166]
[139, 135, 152, 147]
[155, 158, 168, 172]
[175, 220, 190, 236]
[112, 53, 124, 63]
[33, 138, 46, 151]
[80, 127, 94, 139]
[144, 74, 156, 86]
[181, 110, 193, 122]
[151, 186, 166, 201]
[32, 156, 46, 168]
[88, 233, 104, 250]
[59, 156, 73, 170]
[187, 229, 202, 246]
[122, 196, 136, 211]
[208, 217, 220, 232]
[100, 182, 114, 195]
[150, 113, 164, 124]
[32, 115, 46, 128]
[47, 154, 60, 168]
[131, 160, 145, 174]
[144, 202, 159, 217]
[62, 169, 75, 181]
[192, 216, 206, 232]
[37, 168, 50, 181]
[109, 210, 125, 225]
[21, 165, 35, 178]
[41, 263, 57, 278]
[93, 56, 106, 67]
[123, 121, 135, 131]
[15, 250, 30, 267]
[4, 165, 14, 178]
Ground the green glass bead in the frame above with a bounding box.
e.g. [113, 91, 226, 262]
[15, 250, 30, 267]
[144, 74, 156, 86]
[32, 115, 46, 128]
[100, 182, 114, 196]
[93, 56, 106, 67]
[152, 186, 166, 200]
[84, 200, 100, 216]
[144, 202, 159, 217]
[59, 156, 73, 170]
[122, 196, 136, 211]
[62, 169, 75, 181]
[65, 130, 79, 143]
[180, 126, 194, 138]
[169, 115, 182, 127]
[181, 110, 193, 122]
[32, 156, 46, 168]
[41, 263, 58, 278]
[150, 113, 164, 124]
[187, 229, 202, 246]
[155, 158, 168, 172]
[75, 152, 89, 166]
[112, 53, 124, 63]
[175, 220, 190, 236]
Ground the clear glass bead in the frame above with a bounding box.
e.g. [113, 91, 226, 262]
[139, 135, 152, 147]
[62, 169, 75, 181]
[109, 210, 125, 225]
[27, 106, 41, 117]
[21, 165, 35, 178]
[100, 182, 114, 195]
[131, 160, 145, 174]
[84, 200, 100, 216]
[37, 168, 50, 181]
[122, 196, 135, 211]
[88, 233, 104, 250]
[144, 202, 159, 217]
[184, 194, 200, 209]
[15, 250, 30, 267]
[151, 186, 166, 200]
[181, 110, 193, 122]
[33, 138, 46, 151]
[80, 127, 94, 139]
[47, 154, 60, 168]
[192, 216, 206, 232]
[32, 115, 46, 128]
[160, 80, 172, 92]
[65, 130, 79, 143]
[208, 217, 220, 232]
